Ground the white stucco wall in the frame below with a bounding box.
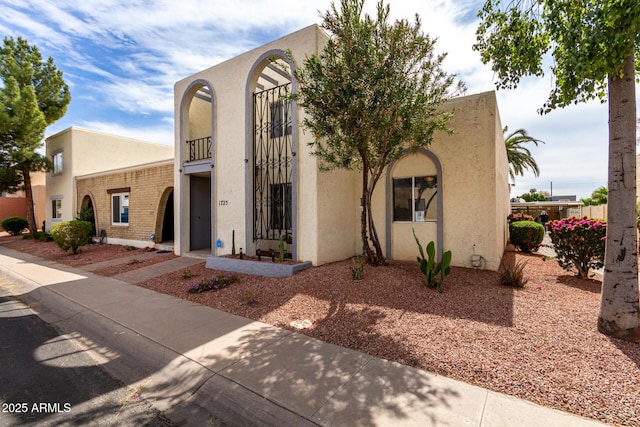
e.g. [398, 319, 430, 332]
[174, 25, 508, 270]
[361, 91, 509, 271]
[174, 25, 330, 261]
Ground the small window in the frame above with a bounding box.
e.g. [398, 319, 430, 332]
[51, 199, 62, 219]
[112, 193, 129, 225]
[52, 152, 63, 175]
[270, 99, 292, 138]
[393, 175, 437, 222]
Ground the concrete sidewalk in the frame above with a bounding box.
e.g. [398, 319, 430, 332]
[0, 246, 608, 426]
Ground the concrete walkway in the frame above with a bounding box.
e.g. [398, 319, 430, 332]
[0, 246, 609, 426]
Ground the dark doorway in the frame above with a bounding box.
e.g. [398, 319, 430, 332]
[80, 195, 96, 237]
[189, 176, 211, 251]
[161, 191, 174, 242]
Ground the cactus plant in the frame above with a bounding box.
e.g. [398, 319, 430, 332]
[412, 228, 452, 292]
[279, 233, 286, 262]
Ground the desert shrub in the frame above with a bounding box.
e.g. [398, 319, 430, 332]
[51, 220, 93, 254]
[36, 231, 53, 241]
[508, 212, 535, 223]
[22, 231, 53, 241]
[180, 269, 197, 279]
[547, 216, 605, 278]
[1, 216, 28, 236]
[499, 260, 528, 288]
[509, 220, 544, 253]
[187, 275, 239, 293]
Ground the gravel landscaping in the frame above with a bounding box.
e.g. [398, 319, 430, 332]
[2, 235, 638, 426]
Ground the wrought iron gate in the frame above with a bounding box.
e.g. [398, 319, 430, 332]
[253, 83, 292, 241]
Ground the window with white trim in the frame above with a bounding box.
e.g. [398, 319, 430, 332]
[51, 199, 62, 219]
[111, 193, 129, 225]
[392, 175, 437, 222]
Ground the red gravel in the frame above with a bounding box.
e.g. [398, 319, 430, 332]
[2, 237, 638, 426]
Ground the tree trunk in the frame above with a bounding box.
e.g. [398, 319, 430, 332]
[365, 189, 385, 266]
[598, 51, 640, 342]
[21, 166, 38, 236]
[360, 167, 375, 263]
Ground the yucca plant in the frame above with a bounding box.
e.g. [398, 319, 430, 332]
[499, 260, 528, 288]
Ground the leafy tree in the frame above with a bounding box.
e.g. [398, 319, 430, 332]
[581, 186, 608, 206]
[519, 188, 548, 202]
[504, 126, 544, 181]
[0, 37, 70, 235]
[475, 0, 639, 341]
[293, 0, 464, 265]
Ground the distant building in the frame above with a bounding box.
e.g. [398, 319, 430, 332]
[45, 127, 174, 247]
[548, 195, 577, 202]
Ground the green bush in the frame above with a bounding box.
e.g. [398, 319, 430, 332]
[51, 220, 93, 254]
[413, 228, 452, 293]
[547, 217, 605, 278]
[509, 220, 544, 253]
[1, 216, 28, 236]
[21, 231, 53, 241]
[76, 206, 96, 236]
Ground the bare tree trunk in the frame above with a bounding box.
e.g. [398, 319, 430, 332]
[21, 166, 38, 236]
[360, 167, 375, 263]
[365, 171, 386, 266]
[598, 51, 640, 342]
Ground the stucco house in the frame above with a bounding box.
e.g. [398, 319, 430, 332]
[45, 127, 174, 247]
[174, 24, 510, 272]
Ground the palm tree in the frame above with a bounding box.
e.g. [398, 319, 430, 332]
[581, 186, 609, 206]
[504, 126, 545, 181]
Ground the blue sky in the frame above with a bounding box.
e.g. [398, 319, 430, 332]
[1, 0, 636, 199]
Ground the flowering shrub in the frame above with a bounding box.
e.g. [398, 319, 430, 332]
[547, 216, 606, 278]
[187, 274, 240, 293]
[508, 212, 535, 223]
[509, 220, 545, 252]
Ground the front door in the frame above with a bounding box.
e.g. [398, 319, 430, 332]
[189, 176, 211, 251]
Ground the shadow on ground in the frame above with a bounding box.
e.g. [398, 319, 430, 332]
[0, 293, 173, 427]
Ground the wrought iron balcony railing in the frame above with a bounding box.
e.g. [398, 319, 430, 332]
[185, 136, 211, 162]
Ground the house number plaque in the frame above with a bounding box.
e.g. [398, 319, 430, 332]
[218, 200, 228, 206]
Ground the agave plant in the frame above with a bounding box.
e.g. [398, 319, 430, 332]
[412, 228, 452, 292]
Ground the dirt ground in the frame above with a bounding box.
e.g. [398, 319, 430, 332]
[1, 234, 639, 426]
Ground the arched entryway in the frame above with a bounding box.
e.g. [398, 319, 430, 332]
[179, 80, 214, 253]
[246, 50, 298, 260]
[154, 187, 174, 243]
[162, 190, 174, 242]
[386, 149, 443, 260]
[79, 194, 97, 237]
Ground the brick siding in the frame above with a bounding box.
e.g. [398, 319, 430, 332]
[76, 162, 173, 243]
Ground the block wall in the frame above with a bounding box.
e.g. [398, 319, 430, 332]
[76, 163, 173, 244]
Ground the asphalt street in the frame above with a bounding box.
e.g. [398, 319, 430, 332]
[0, 275, 175, 427]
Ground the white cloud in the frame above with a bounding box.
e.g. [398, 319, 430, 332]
[2, 0, 636, 202]
[79, 120, 174, 146]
